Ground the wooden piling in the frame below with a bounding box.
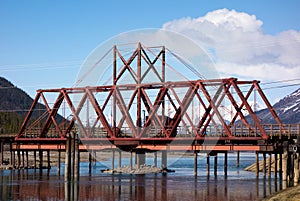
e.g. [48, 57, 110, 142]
[17, 150, 20, 168]
[279, 152, 283, 180]
[294, 153, 299, 184]
[154, 152, 157, 167]
[194, 151, 197, 176]
[65, 135, 70, 180]
[206, 154, 210, 177]
[214, 154, 218, 177]
[118, 150, 122, 168]
[236, 151, 240, 168]
[224, 152, 228, 178]
[263, 153, 266, 177]
[112, 150, 115, 170]
[47, 150, 50, 169]
[26, 151, 29, 168]
[256, 152, 259, 178]
[39, 150, 43, 169]
[274, 154, 278, 179]
[282, 151, 288, 181]
[268, 153, 272, 177]
[74, 133, 79, 180]
[22, 151, 25, 168]
[0, 140, 3, 165]
[34, 151, 37, 169]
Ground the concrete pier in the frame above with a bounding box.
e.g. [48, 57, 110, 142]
[137, 150, 146, 168]
[161, 150, 167, 169]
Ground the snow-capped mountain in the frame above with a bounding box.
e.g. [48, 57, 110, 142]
[255, 88, 300, 124]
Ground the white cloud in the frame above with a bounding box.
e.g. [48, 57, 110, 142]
[162, 8, 300, 82]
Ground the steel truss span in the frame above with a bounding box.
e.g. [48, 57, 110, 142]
[16, 43, 291, 148]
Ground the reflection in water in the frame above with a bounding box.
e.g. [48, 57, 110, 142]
[0, 169, 286, 201]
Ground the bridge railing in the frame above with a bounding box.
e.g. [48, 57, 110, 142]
[17, 124, 300, 139]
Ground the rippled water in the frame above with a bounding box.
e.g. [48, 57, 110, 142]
[0, 153, 287, 201]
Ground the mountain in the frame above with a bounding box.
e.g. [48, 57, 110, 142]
[0, 77, 64, 134]
[254, 88, 300, 124]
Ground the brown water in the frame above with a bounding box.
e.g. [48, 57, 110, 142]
[0, 154, 288, 201]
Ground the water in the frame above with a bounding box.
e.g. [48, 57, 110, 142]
[0, 152, 287, 200]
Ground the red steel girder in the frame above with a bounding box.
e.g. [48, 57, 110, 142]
[15, 44, 286, 144]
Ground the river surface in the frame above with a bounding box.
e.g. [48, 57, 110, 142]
[0, 152, 289, 201]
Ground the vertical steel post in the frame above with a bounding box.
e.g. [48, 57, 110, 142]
[113, 45, 117, 138]
[137, 43, 142, 137]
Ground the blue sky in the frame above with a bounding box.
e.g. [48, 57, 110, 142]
[0, 0, 300, 104]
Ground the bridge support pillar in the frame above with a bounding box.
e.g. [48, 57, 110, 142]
[39, 150, 43, 169]
[262, 153, 266, 177]
[26, 151, 29, 168]
[236, 151, 240, 168]
[137, 149, 146, 168]
[279, 153, 283, 180]
[154, 152, 157, 167]
[256, 152, 259, 178]
[58, 150, 61, 175]
[17, 149, 20, 168]
[214, 153, 218, 177]
[282, 151, 288, 181]
[34, 151, 37, 168]
[294, 153, 299, 184]
[206, 154, 210, 177]
[112, 150, 115, 170]
[274, 153, 278, 179]
[224, 152, 228, 178]
[0, 140, 3, 165]
[268, 153, 272, 177]
[130, 151, 133, 170]
[10, 143, 14, 167]
[194, 151, 197, 176]
[161, 150, 167, 169]
[22, 151, 25, 168]
[47, 150, 50, 169]
[118, 150, 122, 168]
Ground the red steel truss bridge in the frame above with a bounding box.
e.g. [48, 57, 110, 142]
[15, 43, 300, 152]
